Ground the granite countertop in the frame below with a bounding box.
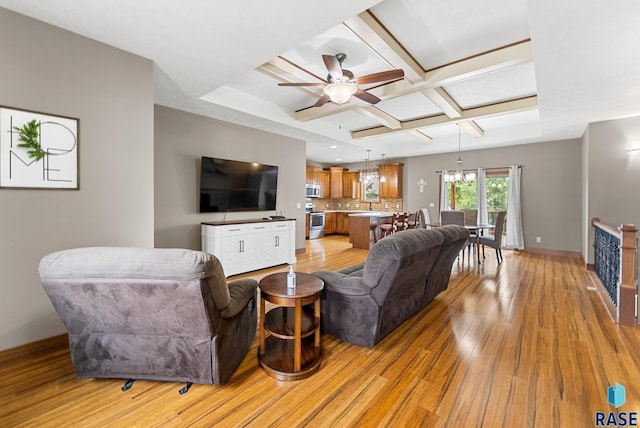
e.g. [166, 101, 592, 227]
[348, 211, 394, 217]
[324, 209, 370, 213]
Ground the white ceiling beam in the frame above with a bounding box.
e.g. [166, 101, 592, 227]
[295, 40, 533, 123]
[351, 96, 538, 139]
[358, 106, 401, 129]
[423, 40, 533, 86]
[408, 130, 433, 144]
[343, 11, 424, 84]
[460, 121, 485, 137]
[421, 87, 461, 118]
[257, 56, 325, 98]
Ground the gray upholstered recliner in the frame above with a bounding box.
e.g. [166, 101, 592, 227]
[313, 226, 468, 347]
[39, 247, 257, 387]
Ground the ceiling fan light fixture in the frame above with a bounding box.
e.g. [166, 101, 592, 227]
[323, 82, 357, 104]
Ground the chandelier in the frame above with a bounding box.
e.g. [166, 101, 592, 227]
[359, 149, 378, 183]
[380, 154, 387, 183]
[443, 124, 476, 183]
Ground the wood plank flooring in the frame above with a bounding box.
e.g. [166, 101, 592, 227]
[2, 235, 640, 427]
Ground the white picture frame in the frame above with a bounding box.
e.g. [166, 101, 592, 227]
[0, 106, 79, 189]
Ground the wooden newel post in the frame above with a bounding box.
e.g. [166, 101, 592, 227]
[618, 223, 637, 325]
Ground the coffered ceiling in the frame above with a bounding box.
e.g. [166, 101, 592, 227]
[1, 0, 640, 164]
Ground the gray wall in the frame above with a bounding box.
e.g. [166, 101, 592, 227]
[0, 8, 155, 351]
[154, 105, 307, 251]
[403, 139, 583, 252]
[584, 116, 640, 262]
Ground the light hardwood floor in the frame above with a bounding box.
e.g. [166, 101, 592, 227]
[2, 235, 640, 427]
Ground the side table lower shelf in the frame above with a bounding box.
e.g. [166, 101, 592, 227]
[258, 336, 322, 381]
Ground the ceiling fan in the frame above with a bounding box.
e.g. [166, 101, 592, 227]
[278, 53, 404, 107]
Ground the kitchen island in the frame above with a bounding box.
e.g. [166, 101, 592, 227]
[348, 212, 394, 250]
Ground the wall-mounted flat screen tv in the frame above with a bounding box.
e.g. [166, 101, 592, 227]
[199, 157, 278, 213]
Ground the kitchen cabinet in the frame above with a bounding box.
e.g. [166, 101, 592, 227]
[342, 171, 360, 199]
[305, 212, 310, 239]
[317, 170, 331, 198]
[306, 165, 319, 185]
[324, 211, 336, 234]
[336, 212, 350, 234]
[329, 167, 345, 198]
[379, 162, 404, 199]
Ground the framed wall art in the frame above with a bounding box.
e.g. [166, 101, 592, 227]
[0, 106, 79, 189]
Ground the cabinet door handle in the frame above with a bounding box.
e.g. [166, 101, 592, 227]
[255, 226, 266, 229]
[229, 228, 241, 232]
[239, 240, 244, 253]
[275, 236, 280, 247]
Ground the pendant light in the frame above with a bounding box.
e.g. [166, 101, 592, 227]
[444, 124, 476, 183]
[380, 154, 387, 183]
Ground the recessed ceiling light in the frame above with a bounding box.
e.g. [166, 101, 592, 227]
[330, 145, 337, 149]
[336, 158, 342, 161]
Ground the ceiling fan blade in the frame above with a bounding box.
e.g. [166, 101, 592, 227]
[313, 94, 331, 107]
[322, 54, 343, 80]
[278, 82, 326, 87]
[356, 69, 405, 85]
[353, 89, 381, 104]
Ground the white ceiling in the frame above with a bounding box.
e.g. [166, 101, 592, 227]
[1, 0, 640, 164]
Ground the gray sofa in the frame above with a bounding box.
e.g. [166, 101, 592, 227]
[39, 247, 257, 386]
[313, 225, 469, 347]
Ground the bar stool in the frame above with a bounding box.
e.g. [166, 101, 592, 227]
[379, 213, 400, 238]
[369, 223, 378, 243]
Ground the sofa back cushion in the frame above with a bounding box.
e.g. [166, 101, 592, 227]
[363, 229, 444, 305]
[38, 247, 231, 337]
[427, 225, 469, 298]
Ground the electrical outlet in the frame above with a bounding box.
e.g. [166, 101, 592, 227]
[396, 204, 399, 209]
[296, 202, 301, 209]
[536, 236, 542, 243]
[338, 203, 341, 208]
[355, 203, 359, 208]
[429, 202, 435, 208]
[346, 203, 350, 208]
[385, 203, 388, 209]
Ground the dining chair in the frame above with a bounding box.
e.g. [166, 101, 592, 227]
[440, 210, 465, 226]
[461, 209, 478, 256]
[479, 210, 507, 264]
[440, 211, 467, 259]
[418, 208, 432, 229]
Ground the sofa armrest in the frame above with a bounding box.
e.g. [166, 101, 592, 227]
[313, 270, 371, 296]
[338, 263, 364, 276]
[220, 278, 258, 319]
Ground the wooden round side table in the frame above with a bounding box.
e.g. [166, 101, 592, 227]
[258, 272, 324, 381]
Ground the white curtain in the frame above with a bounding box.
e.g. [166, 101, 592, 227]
[505, 165, 524, 249]
[476, 168, 488, 225]
[439, 171, 449, 222]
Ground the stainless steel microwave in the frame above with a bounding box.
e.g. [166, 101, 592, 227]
[305, 184, 320, 198]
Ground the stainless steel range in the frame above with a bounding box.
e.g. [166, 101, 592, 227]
[306, 198, 325, 239]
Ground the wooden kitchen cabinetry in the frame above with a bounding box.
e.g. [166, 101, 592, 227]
[306, 165, 318, 185]
[379, 162, 404, 199]
[335, 212, 350, 234]
[342, 171, 361, 199]
[329, 167, 345, 199]
[324, 211, 336, 234]
[317, 170, 331, 198]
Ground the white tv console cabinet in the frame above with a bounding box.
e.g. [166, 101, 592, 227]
[201, 219, 296, 277]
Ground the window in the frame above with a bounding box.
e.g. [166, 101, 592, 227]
[443, 169, 508, 224]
